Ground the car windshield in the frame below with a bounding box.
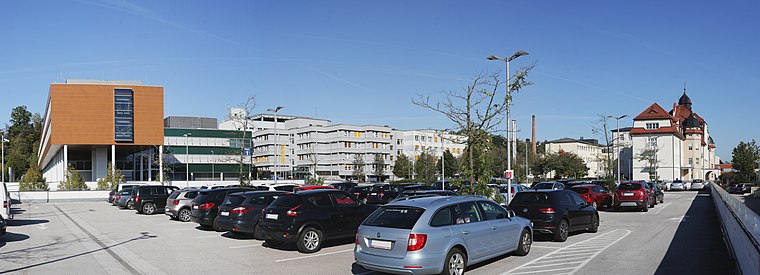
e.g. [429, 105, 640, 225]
[512, 193, 551, 205]
[273, 185, 296, 192]
[571, 187, 589, 194]
[270, 195, 304, 207]
[619, 183, 643, 190]
[363, 207, 425, 229]
[533, 183, 555, 189]
[370, 185, 389, 192]
[223, 195, 246, 206]
[119, 190, 132, 195]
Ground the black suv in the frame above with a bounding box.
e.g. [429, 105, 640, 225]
[329, 182, 357, 191]
[259, 189, 378, 253]
[365, 184, 435, 204]
[508, 190, 599, 242]
[216, 191, 287, 238]
[134, 185, 179, 215]
[190, 187, 254, 231]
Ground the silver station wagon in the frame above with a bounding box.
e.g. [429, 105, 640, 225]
[354, 195, 532, 275]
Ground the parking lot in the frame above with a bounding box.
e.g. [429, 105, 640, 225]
[0, 188, 734, 275]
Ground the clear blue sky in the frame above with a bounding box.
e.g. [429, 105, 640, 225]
[1, 0, 758, 161]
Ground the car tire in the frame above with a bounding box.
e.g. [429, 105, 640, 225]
[649, 199, 655, 208]
[591, 201, 598, 209]
[253, 222, 263, 240]
[142, 203, 156, 215]
[553, 219, 569, 242]
[641, 201, 648, 212]
[442, 248, 466, 275]
[178, 208, 191, 222]
[588, 214, 599, 233]
[660, 197, 664, 203]
[514, 229, 532, 256]
[212, 217, 223, 232]
[297, 227, 323, 253]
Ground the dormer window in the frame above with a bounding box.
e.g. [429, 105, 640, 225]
[645, 123, 660, 130]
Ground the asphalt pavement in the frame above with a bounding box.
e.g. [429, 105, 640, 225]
[0, 189, 736, 275]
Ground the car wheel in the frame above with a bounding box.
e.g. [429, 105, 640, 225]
[142, 203, 156, 215]
[297, 227, 323, 253]
[591, 201, 598, 209]
[212, 217, 223, 232]
[253, 222, 263, 240]
[178, 208, 191, 222]
[588, 214, 599, 233]
[660, 196, 664, 203]
[553, 219, 569, 242]
[641, 201, 648, 212]
[514, 229, 532, 256]
[649, 199, 655, 208]
[442, 248, 466, 275]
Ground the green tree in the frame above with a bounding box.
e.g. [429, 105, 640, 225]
[437, 150, 459, 178]
[393, 154, 413, 179]
[97, 162, 125, 190]
[352, 154, 365, 182]
[414, 151, 437, 183]
[58, 163, 89, 191]
[373, 153, 385, 181]
[5, 106, 38, 181]
[19, 162, 48, 191]
[554, 152, 589, 178]
[731, 140, 760, 183]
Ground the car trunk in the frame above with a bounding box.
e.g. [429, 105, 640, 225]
[263, 195, 304, 226]
[358, 226, 412, 259]
[218, 194, 247, 220]
[509, 193, 554, 221]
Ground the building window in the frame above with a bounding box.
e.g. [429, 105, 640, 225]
[647, 137, 657, 148]
[114, 89, 134, 141]
[645, 123, 659, 130]
[688, 144, 693, 150]
[688, 158, 693, 165]
[696, 158, 700, 165]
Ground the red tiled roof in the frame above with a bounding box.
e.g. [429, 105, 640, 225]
[634, 103, 676, 120]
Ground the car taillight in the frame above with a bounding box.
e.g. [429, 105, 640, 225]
[287, 205, 302, 217]
[116, 195, 121, 200]
[539, 207, 555, 214]
[134, 195, 139, 202]
[355, 233, 360, 245]
[407, 234, 427, 251]
[173, 199, 179, 205]
[199, 202, 215, 211]
[231, 207, 251, 214]
[2, 200, 7, 208]
[379, 193, 385, 197]
[354, 192, 360, 197]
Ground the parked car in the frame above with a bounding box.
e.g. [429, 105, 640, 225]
[0, 216, 6, 236]
[570, 184, 612, 208]
[690, 179, 705, 190]
[258, 184, 300, 192]
[366, 184, 435, 204]
[115, 188, 136, 209]
[165, 188, 201, 222]
[329, 182, 357, 191]
[348, 186, 372, 204]
[563, 181, 589, 189]
[215, 191, 287, 238]
[727, 184, 744, 194]
[115, 183, 147, 193]
[614, 181, 654, 212]
[355, 196, 532, 275]
[532, 182, 565, 191]
[259, 189, 378, 253]
[294, 185, 336, 192]
[742, 183, 753, 193]
[434, 180, 471, 191]
[646, 182, 664, 204]
[508, 190, 599, 242]
[2, 182, 11, 220]
[108, 189, 117, 204]
[393, 189, 457, 201]
[499, 184, 529, 200]
[133, 185, 180, 215]
[190, 187, 254, 230]
[668, 180, 686, 191]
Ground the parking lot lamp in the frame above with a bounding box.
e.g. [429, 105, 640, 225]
[608, 115, 628, 184]
[1, 132, 8, 183]
[183, 133, 192, 187]
[267, 106, 284, 184]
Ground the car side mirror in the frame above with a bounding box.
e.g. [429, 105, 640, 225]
[507, 210, 516, 218]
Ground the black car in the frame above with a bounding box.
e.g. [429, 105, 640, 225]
[393, 189, 457, 201]
[563, 181, 589, 189]
[365, 184, 435, 204]
[329, 182, 357, 191]
[0, 216, 6, 236]
[646, 182, 664, 204]
[508, 190, 599, 242]
[190, 187, 255, 231]
[216, 191, 287, 238]
[259, 189, 378, 253]
[347, 186, 371, 203]
[134, 185, 179, 215]
[532, 182, 565, 190]
[108, 189, 117, 204]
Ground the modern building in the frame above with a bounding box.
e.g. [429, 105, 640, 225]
[630, 90, 719, 181]
[544, 137, 608, 178]
[394, 130, 466, 161]
[38, 80, 164, 184]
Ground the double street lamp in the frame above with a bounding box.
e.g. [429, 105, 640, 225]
[267, 106, 284, 183]
[183, 133, 191, 187]
[608, 115, 628, 184]
[487, 50, 529, 204]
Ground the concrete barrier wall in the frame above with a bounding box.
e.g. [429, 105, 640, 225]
[711, 183, 760, 274]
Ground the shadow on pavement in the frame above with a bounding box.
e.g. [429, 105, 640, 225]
[221, 231, 258, 240]
[0, 232, 31, 249]
[7, 219, 49, 227]
[654, 186, 736, 275]
[262, 237, 354, 252]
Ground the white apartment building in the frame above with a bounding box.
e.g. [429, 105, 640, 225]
[630, 91, 719, 181]
[394, 130, 466, 161]
[544, 138, 608, 178]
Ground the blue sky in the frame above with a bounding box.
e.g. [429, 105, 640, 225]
[1, 0, 758, 160]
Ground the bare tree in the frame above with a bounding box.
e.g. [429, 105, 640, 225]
[637, 144, 663, 181]
[592, 114, 614, 179]
[226, 95, 257, 184]
[307, 142, 319, 179]
[413, 64, 534, 184]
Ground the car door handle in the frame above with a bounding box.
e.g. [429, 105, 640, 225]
[461, 231, 470, 235]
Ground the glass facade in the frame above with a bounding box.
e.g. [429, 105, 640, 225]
[114, 89, 134, 141]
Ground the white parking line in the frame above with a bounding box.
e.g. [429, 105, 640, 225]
[503, 229, 631, 275]
[275, 248, 354, 263]
[531, 245, 562, 249]
[650, 202, 672, 215]
[229, 244, 262, 249]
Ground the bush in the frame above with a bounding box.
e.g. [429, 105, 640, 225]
[96, 162, 125, 190]
[58, 163, 89, 191]
[19, 163, 48, 191]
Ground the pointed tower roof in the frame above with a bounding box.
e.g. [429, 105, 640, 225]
[678, 88, 692, 109]
[683, 113, 701, 128]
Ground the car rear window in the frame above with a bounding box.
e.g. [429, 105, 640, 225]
[370, 185, 389, 192]
[512, 193, 551, 205]
[184, 191, 198, 199]
[274, 185, 296, 192]
[363, 207, 425, 229]
[270, 195, 304, 207]
[619, 183, 643, 190]
[169, 191, 181, 199]
[533, 183, 555, 189]
[571, 187, 589, 194]
[223, 195, 246, 206]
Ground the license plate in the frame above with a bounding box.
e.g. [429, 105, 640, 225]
[266, 214, 278, 220]
[620, 202, 637, 207]
[193, 205, 198, 209]
[368, 239, 392, 250]
[220, 211, 229, 216]
[370, 193, 377, 196]
[623, 192, 634, 196]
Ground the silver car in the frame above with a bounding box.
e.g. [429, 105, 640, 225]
[669, 180, 686, 191]
[690, 179, 705, 190]
[355, 196, 532, 275]
[165, 188, 200, 222]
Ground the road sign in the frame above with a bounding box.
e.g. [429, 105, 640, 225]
[504, 170, 514, 179]
[243, 147, 251, 156]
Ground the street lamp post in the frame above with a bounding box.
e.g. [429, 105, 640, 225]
[488, 50, 529, 204]
[1, 131, 8, 184]
[267, 106, 284, 184]
[608, 115, 628, 184]
[183, 133, 191, 187]
[441, 132, 445, 190]
[211, 150, 215, 181]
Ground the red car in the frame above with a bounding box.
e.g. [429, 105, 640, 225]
[614, 180, 655, 212]
[570, 184, 612, 209]
[293, 185, 335, 192]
